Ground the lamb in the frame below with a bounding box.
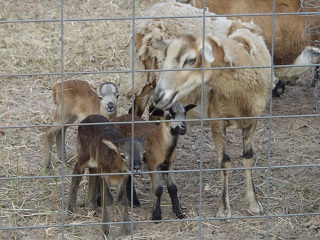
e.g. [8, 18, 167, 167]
[43, 79, 119, 168]
[139, 2, 272, 218]
[66, 114, 145, 237]
[113, 102, 197, 221]
[179, 0, 320, 96]
[126, 1, 276, 118]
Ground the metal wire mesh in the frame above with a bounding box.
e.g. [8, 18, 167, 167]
[0, 0, 320, 239]
[302, 0, 320, 110]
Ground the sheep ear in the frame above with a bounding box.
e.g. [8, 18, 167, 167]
[200, 41, 214, 63]
[151, 40, 170, 51]
[184, 104, 197, 113]
[102, 140, 119, 154]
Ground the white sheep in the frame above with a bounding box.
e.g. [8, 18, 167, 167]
[178, 0, 320, 96]
[131, 1, 272, 218]
[43, 79, 119, 168]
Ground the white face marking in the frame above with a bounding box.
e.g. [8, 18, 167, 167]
[98, 83, 119, 114]
[154, 37, 213, 109]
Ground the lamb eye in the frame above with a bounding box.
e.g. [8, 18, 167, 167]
[183, 58, 196, 66]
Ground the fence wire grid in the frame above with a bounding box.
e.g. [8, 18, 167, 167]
[0, 0, 320, 239]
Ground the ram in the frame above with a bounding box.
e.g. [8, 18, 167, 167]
[66, 114, 145, 237]
[114, 102, 196, 221]
[43, 79, 119, 168]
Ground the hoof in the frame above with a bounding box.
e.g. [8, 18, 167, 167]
[247, 201, 263, 215]
[216, 208, 231, 219]
[176, 213, 186, 219]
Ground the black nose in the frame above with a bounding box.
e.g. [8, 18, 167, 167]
[180, 122, 186, 129]
[107, 102, 114, 110]
[134, 165, 141, 171]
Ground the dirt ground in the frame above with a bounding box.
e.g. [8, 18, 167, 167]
[0, 0, 319, 239]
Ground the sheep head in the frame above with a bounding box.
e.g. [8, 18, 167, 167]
[152, 34, 215, 109]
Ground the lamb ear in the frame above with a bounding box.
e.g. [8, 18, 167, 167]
[200, 41, 214, 63]
[102, 140, 119, 153]
[151, 39, 171, 51]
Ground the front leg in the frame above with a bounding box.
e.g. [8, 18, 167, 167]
[100, 177, 113, 238]
[210, 120, 231, 218]
[86, 168, 99, 211]
[149, 172, 163, 221]
[117, 178, 131, 235]
[242, 122, 263, 215]
[165, 151, 185, 219]
[66, 161, 86, 212]
[166, 172, 185, 219]
[126, 175, 141, 207]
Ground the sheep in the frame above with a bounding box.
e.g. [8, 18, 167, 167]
[178, 0, 320, 96]
[138, 1, 272, 218]
[66, 114, 145, 237]
[126, 1, 276, 118]
[43, 79, 119, 168]
[113, 102, 197, 221]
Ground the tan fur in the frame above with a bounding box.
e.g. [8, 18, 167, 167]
[127, 1, 271, 117]
[114, 115, 172, 171]
[43, 80, 118, 168]
[152, 28, 271, 217]
[114, 112, 186, 220]
[185, 0, 319, 83]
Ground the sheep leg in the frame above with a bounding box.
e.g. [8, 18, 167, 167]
[242, 122, 263, 215]
[164, 152, 185, 219]
[55, 126, 68, 161]
[149, 172, 163, 221]
[165, 172, 185, 219]
[126, 175, 141, 207]
[100, 177, 113, 238]
[86, 168, 99, 210]
[43, 126, 56, 168]
[210, 121, 231, 218]
[66, 160, 87, 212]
[117, 178, 131, 235]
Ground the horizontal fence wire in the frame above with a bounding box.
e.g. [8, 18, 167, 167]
[0, 0, 319, 239]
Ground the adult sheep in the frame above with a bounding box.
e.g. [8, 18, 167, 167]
[133, 1, 272, 218]
[179, 0, 320, 96]
[127, 0, 276, 118]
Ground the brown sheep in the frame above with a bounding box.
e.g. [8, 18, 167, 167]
[66, 114, 145, 237]
[114, 102, 197, 221]
[43, 79, 119, 168]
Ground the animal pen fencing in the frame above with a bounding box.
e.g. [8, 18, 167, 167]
[0, 0, 319, 239]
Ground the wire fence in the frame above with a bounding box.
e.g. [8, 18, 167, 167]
[0, 0, 320, 239]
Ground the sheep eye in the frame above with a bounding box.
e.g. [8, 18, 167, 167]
[166, 113, 172, 119]
[116, 94, 119, 99]
[183, 58, 196, 66]
[98, 96, 102, 100]
[120, 153, 126, 159]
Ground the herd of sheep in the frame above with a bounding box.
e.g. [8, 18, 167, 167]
[42, 1, 319, 238]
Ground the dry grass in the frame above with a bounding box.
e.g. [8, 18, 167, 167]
[0, 0, 320, 239]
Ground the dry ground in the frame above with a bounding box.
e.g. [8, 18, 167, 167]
[0, 0, 319, 239]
